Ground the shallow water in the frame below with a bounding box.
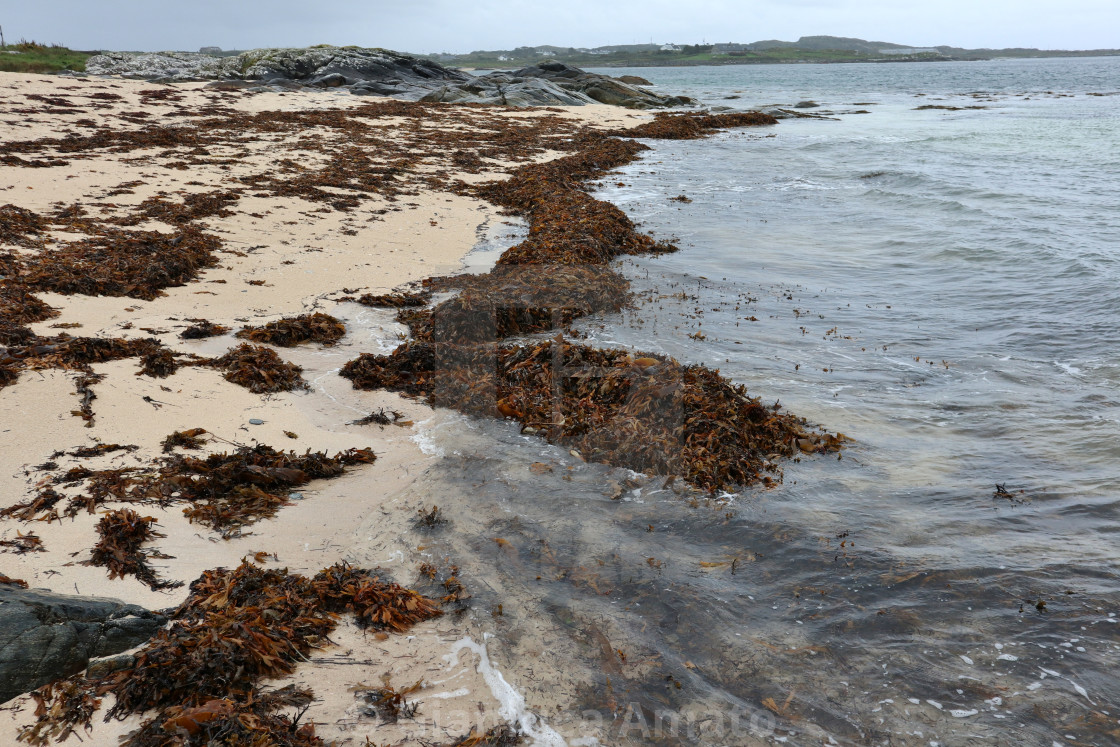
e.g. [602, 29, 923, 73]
[341, 58, 1120, 745]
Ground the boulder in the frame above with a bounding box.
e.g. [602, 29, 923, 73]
[0, 585, 165, 703]
[617, 75, 653, 86]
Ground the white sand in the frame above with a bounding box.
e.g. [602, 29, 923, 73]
[0, 71, 645, 744]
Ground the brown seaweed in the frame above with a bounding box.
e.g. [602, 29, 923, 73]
[607, 111, 779, 140]
[204, 343, 308, 393]
[355, 681, 421, 723]
[22, 228, 221, 301]
[83, 508, 182, 591]
[449, 724, 524, 746]
[18, 561, 441, 746]
[0, 203, 46, 246]
[160, 428, 208, 452]
[235, 312, 346, 347]
[0, 531, 46, 554]
[353, 290, 431, 308]
[343, 339, 834, 493]
[179, 319, 230, 339]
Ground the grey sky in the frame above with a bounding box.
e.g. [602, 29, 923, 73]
[4, 0, 1116, 54]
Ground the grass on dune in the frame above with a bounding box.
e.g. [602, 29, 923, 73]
[0, 41, 93, 73]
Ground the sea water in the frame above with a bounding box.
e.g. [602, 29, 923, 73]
[346, 57, 1120, 745]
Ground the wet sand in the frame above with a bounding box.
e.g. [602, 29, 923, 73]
[0, 71, 646, 745]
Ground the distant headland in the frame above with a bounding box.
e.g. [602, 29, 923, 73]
[425, 35, 1120, 69]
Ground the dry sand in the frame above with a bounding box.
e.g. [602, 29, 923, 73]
[0, 71, 647, 744]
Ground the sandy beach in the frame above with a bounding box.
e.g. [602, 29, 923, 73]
[0, 70, 649, 745]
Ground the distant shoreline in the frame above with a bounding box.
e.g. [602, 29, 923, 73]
[459, 51, 1120, 72]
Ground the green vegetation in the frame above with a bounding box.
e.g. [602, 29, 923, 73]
[0, 41, 93, 74]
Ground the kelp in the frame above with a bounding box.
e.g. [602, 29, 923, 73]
[0, 203, 46, 246]
[0, 487, 65, 522]
[204, 343, 308, 393]
[425, 264, 630, 343]
[170, 445, 375, 533]
[4, 443, 374, 534]
[58, 443, 139, 458]
[0, 286, 58, 325]
[161, 428, 208, 452]
[83, 508, 181, 591]
[18, 561, 441, 747]
[344, 339, 835, 493]
[607, 110, 779, 140]
[1, 573, 29, 588]
[353, 290, 431, 308]
[129, 686, 318, 747]
[136, 347, 182, 378]
[235, 312, 346, 347]
[21, 336, 162, 370]
[355, 681, 421, 723]
[449, 724, 524, 746]
[179, 319, 229, 339]
[22, 228, 221, 301]
[0, 530, 45, 554]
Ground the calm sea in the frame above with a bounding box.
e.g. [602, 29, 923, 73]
[343, 57, 1120, 745]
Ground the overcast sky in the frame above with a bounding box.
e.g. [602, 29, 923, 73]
[4, 1, 1116, 54]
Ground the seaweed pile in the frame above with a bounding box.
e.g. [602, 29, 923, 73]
[167, 444, 375, 534]
[83, 508, 181, 591]
[353, 290, 431, 308]
[22, 228, 221, 301]
[202, 343, 308, 393]
[179, 319, 229, 340]
[344, 340, 826, 492]
[605, 110, 778, 140]
[235, 312, 346, 347]
[17, 560, 442, 746]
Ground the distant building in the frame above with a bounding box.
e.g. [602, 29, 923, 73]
[660, 43, 681, 52]
[878, 47, 939, 55]
[712, 43, 750, 55]
[199, 46, 222, 54]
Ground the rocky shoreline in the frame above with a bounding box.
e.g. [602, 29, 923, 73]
[84, 47, 695, 108]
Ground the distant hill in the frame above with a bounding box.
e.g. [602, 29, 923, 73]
[426, 35, 1120, 68]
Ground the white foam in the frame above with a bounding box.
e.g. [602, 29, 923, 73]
[446, 636, 565, 746]
[428, 687, 471, 699]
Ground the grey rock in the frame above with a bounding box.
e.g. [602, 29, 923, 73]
[795, 100, 820, 108]
[310, 72, 348, 88]
[617, 75, 653, 86]
[473, 61, 693, 109]
[84, 48, 693, 109]
[0, 586, 164, 703]
[248, 418, 264, 425]
[85, 652, 135, 679]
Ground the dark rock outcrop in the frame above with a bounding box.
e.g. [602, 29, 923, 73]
[0, 585, 165, 703]
[467, 61, 693, 109]
[617, 74, 653, 86]
[85, 48, 692, 109]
